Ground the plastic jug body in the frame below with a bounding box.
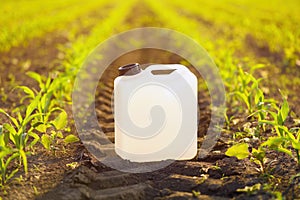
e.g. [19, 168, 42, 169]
[114, 64, 198, 162]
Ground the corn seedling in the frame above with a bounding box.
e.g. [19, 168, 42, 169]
[259, 95, 290, 137]
[0, 99, 41, 185]
[0, 125, 19, 187]
[261, 127, 300, 165]
[18, 72, 79, 153]
[225, 142, 271, 174]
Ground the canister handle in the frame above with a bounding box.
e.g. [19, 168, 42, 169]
[144, 64, 188, 74]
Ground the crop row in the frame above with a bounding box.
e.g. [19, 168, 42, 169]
[169, 0, 300, 67]
[0, 0, 111, 52]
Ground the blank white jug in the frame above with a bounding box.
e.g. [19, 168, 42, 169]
[114, 63, 198, 162]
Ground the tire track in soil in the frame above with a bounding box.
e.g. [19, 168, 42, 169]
[37, 3, 281, 200]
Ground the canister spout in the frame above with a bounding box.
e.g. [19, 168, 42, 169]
[118, 63, 141, 76]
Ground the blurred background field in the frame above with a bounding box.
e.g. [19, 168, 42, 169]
[1, 0, 299, 101]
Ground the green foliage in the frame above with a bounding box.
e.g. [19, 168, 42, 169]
[0, 0, 111, 52]
[250, 147, 267, 174]
[236, 183, 261, 195]
[225, 142, 269, 173]
[17, 72, 72, 152]
[232, 66, 263, 113]
[64, 134, 79, 144]
[168, 0, 300, 66]
[256, 96, 300, 164]
[0, 151, 19, 187]
[51, 110, 68, 131]
[41, 134, 51, 151]
[262, 128, 300, 165]
[259, 96, 290, 136]
[225, 143, 249, 159]
[0, 106, 40, 185]
[0, 71, 79, 186]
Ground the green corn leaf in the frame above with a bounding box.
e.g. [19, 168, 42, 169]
[23, 113, 42, 127]
[41, 134, 51, 150]
[48, 107, 63, 113]
[17, 112, 23, 124]
[274, 125, 289, 133]
[0, 147, 12, 158]
[264, 98, 278, 104]
[27, 71, 44, 90]
[20, 96, 31, 104]
[28, 132, 40, 147]
[247, 109, 266, 118]
[3, 123, 17, 146]
[286, 130, 300, 150]
[255, 88, 264, 105]
[235, 92, 250, 111]
[1, 128, 8, 146]
[49, 78, 59, 92]
[280, 99, 289, 123]
[225, 143, 249, 159]
[0, 125, 4, 147]
[258, 120, 276, 126]
[236, 183, 261, 193]
[64, 134, 79, 144]
[35, 124, 48, 133]
[40, 91, 53, 114]
[11, 133, 20, 148]
[25, 94, 40, 119]
[261, 136, 286, 148]
[3, 123, 17, 135]
[45, 77, 52, 90]
[277, 147, 293, 157]
[4, 152, 19, 170]
[56, 131, 63, 139]
[277, 113, 283, 125]
[0, 109, 19, 127]
[32, 121, 44, 128]
[5, 168, 19, 183]
[286, 131, 297, 143]
[265, 110, 278, 121]
[291, 142, 300, 150]
[251, 147, 266, 162]
[250, 64, 265, 74]
[14, 86, 35, 99]
[19, 149, 28, 173]
[51, 110, 68, 130]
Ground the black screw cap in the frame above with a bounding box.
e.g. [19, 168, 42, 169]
[118, 63, 141, 76]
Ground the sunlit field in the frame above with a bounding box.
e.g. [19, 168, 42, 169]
[0, 0, 300, 199]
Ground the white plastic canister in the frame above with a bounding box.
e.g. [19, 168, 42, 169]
[114, 63, 197, 162]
